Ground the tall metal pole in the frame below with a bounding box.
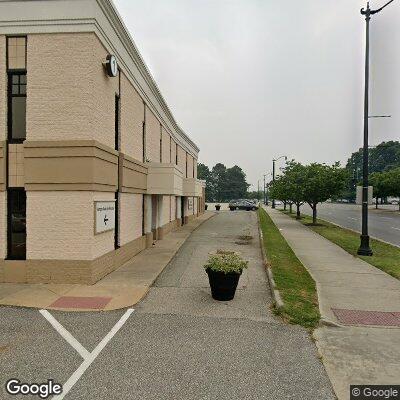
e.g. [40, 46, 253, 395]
[357, 0, 396, 254]
[358, 2, 373, 256]
[271, 160, 276, 209]
[263, 175, 266, 205]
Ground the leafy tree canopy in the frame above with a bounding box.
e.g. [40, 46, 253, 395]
[197, 162, 250, 202]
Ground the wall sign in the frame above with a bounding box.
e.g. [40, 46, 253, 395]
[95, 201, 116, 234]
[105, 54, 118, 77]
[188, 198, 193, 210]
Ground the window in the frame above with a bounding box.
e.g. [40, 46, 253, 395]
[7, 37, 26, 70]
[169, 136, 172, 163]
[7, 189, 26, 260]
[160, 125, 162, 162]
[143, 103, 146, 162]
[115, 95, 120, 151]
[8, 72, 27, 142]
[7, 37, 27, 143]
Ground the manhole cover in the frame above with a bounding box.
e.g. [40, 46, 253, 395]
[332, 308, 400, 327]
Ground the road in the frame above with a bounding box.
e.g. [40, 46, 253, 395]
[291, 203, 400, 247]
[0, 212, 334, 399]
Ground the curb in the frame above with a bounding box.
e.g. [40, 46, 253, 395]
[0, 211, 217, 313]
[257, 211, 284, 310]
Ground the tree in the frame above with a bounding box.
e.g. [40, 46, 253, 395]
[211, 163, 228, 202]
[284, 161, 307, 219]
[386, 168, 400, 211]
[197, 163, 214, 202]
[302, 163, 348, 224]
[225, 165, 250, 200]
[269, 175, 291, 210]
[344, 141, 400, 201]
[369, 171, 392, 209]
[198, 162, 251, 202]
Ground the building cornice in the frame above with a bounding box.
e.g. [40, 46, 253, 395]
[0, 0, 200, 157]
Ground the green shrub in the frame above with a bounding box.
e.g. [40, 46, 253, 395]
[204, 250, 248, 274]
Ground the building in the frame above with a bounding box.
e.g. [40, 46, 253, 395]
[0, 0, 206, 284]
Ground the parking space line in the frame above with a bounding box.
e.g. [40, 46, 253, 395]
[40, 310, 90, 360]
[392, 227, 400, 231]
[49, 308, 134, 399]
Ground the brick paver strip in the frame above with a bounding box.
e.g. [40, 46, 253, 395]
[50, 296, 112, 310]
[332, 308, 400, 327]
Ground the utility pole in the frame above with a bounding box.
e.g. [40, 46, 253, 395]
[263, 175, 266, 205]
[271, 155, 287, 209]
[358, 0, 395, 256]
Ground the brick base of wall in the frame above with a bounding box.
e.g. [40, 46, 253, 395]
[0, 235, 146, 285]
[0, 216, 194, 285]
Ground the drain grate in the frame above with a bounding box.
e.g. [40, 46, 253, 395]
[332, 308, 400, 327]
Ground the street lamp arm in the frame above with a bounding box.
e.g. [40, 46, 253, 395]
[375, 0, 396, 12]
[273, 155, 287, 162]
[362, 0, 396, 15]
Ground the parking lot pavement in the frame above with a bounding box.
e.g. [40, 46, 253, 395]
[0, 211, 335, 400]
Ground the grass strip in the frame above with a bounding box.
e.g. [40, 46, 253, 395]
[258, 208, 320, 328]
[281, 210, 400, 280]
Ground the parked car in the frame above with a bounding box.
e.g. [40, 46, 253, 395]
[274, 200, 283, 206]
[229, 199, 258, 211]
[391, 200, 399, 205]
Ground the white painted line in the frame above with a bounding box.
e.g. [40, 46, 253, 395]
[348, 217, 358, 221]
[392, 227, 400, 231]
[51, 308, 134, 400]
[40, 310, 90, 360]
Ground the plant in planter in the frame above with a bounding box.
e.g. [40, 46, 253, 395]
[204, 250, 248, 301]
[205, 204, 208, 210]
[215, 204, 221, 211]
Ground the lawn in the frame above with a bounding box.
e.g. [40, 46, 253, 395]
[258, 208, 320, 328]
[281, 210, 400, 280]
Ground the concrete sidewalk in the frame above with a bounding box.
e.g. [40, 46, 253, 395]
[0, 212, 215, 311]
[265, 207, 400, 400]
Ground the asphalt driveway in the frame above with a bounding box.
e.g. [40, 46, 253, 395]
[0, 211, 334, 399]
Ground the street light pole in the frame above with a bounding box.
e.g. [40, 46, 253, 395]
[271, 155, 287, 209]
[358, 0, 395, 256]
[263, 175, 266, 205]
[272, 161, 276, 208]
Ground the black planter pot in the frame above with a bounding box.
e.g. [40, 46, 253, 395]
[205, 204, 208, 210]
[206, 268, 241, 301]
[215, 205, 221, 211]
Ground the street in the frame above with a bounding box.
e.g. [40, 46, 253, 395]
[0, 212, 334, 399]
[294, 203, 400, 247]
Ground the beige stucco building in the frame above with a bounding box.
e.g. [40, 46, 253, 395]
[0, 0, 206, 284]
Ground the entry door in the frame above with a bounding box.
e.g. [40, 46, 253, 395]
[7, 189, 26, 260]
[181, 197, 185, 226]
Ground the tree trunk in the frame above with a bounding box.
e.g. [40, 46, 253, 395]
[376, 197, 378, 209]
[312, 205, 317, 225]
[296, 204, 301, 219]
[289, 203, 293, 213]
[283, 201, 287, 211]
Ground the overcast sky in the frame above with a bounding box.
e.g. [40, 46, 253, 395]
[113, 0, 400, 189]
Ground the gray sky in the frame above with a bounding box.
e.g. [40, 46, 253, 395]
[114, 0, 400, 189]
